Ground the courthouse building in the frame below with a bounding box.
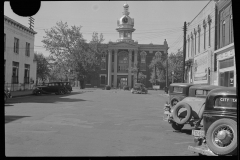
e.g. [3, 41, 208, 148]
[86, 4, 168, 89]
[4, 15, 37, 91]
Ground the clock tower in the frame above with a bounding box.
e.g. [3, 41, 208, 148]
[116, 4, 135, 43]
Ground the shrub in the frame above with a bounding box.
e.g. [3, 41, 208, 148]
[105, 85, 111, 90]
[123, 86, 129, 90]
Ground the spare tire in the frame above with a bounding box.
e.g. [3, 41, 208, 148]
[206, 118, 237, 155]
[170, 97, 180, 107]
[172, 102, 192, 125]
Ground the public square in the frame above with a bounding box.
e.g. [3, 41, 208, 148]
[5, 89, 197, 156]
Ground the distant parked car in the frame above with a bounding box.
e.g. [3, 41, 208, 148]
[131, 83, 148, 94]
[32, 82, 70, 95]
[188, 87, 237, 156]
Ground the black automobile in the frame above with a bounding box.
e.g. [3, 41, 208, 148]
[164, 85, 225, 131]
[167, 83, 195, 107]
[60, 81, 72, 93]
[33, 82, 69, 95]
[188, 87, 237, 156]
[4, 88, 12, 103]
[131, 83, 148, 94]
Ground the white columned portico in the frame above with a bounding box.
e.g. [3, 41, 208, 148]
[128, 49, 132, 88]
[114, 49, 118, 88]
[133, 49, 138, 85]
[108, 49, 112, 86]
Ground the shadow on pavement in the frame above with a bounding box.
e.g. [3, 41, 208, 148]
[173, 129, 192, 135]
[5, 115, 30, 124]
[7, 91, 87, 104]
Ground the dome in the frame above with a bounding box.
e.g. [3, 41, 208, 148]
[123, 4, 129, 8]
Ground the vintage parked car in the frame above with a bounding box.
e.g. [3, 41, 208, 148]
[167, 83, 195, 107]
[164, 85, 225, 131]
[131, 83, 148, 94]
[4, 88, 12, 103]
[188, 87, 237, 156]
[32, 82, 70, 95]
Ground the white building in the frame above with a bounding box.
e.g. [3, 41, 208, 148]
[185, 1, 216, 85]
[4, 15, 37, 91]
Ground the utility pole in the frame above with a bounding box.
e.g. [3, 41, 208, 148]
[166, 52, 168, 89]
[29, 17, 34, 30]
[182, 21, 187, 83]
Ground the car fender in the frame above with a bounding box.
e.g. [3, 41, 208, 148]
[181, 97, 206, 117]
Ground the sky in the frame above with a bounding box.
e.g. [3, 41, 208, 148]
[4, 1, 210, 57]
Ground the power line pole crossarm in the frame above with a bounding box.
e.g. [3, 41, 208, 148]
[182, 21, 187, 83]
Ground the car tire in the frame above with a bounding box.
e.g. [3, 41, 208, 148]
[36, 90, 42, 95]
[59, 90, 64, 95]
[171, 122, 184, 131]
[206, 118, 237, 155]
[171, 97, 180, 107]
[172, 102, 192, 125]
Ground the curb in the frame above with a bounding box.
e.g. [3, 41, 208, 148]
[12, 94, 34, 98]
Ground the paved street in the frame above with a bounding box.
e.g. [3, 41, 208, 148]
[5, 89, 197, 156]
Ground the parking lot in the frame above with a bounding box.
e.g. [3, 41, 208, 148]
[5, 89, 197, 156]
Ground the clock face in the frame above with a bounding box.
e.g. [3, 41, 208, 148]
[122, 17, 128, 23]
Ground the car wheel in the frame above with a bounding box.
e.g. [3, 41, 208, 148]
[171, 122, 184, 131]
[172, 102, 192, 125]
[206, 118, 237, 155]
[59, 90, 64, 95]
[36, 90, 42, 95]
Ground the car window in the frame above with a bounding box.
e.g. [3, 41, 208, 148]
[173, 87, 183, 93]
[196, 90, 209, 96]
[214, 97, 237, 108]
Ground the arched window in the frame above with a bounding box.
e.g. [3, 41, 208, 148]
[198, 25, 201, 53]
[222, 20, 226, 47]
[208, 15, 212, 47]
[203, 20, 207, 50]
[194, 29, 197, 55]
[155, 51, 162, 59]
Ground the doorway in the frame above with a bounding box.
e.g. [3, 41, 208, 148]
[119, 77, 128, 89]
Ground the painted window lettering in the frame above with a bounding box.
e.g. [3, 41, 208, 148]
[215, 97, 237, 108]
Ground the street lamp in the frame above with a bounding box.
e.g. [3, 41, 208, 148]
[172, 71, 174, 83]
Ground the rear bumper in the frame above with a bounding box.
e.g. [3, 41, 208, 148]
[188, 145, 217, 156]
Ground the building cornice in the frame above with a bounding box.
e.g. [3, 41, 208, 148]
[4, 15, 37, 35]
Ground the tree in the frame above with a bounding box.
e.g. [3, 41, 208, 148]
[130, 51, 146, 83]
[149, 50, 183, 85]
[42, 21, 105, 88]
[34, 52, 50, 83]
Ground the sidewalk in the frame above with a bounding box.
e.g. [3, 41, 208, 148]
[11, 90, 34, 98]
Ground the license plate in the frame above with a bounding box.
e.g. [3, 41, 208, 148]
[192, 130, 205, 137]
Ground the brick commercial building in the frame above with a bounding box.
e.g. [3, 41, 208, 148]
[213, 0, 235, 87]
[84, 4, 168, 89]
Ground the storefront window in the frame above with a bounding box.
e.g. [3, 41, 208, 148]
[219, 71, 234, 87]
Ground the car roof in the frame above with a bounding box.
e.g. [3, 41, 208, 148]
[170, 83, 195, 87]
[208, 87, 236, 96]
[189, 85, 225, 90]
